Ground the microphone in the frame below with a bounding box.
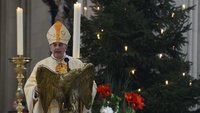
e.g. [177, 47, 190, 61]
[64, 57, 70, 71]
[64, 57, 69, 63]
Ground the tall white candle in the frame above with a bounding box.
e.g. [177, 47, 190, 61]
[16, 7, 24, 55]
[73, 2, 81, 58]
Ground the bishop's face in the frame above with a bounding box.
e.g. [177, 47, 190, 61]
[50, 42, 67, 59]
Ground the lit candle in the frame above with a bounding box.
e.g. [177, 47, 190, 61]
[73, 2, 81, 58]
[16, 7, 24, 55]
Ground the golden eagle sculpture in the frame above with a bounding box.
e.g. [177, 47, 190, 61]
[36, 63, 94, 113]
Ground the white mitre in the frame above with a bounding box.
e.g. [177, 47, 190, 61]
[47, 21, 71, 45]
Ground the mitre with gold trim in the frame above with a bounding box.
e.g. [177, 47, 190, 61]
[47, 21, 71, 45]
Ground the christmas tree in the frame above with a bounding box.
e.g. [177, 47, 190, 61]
[42, 0, 200, 112]
[80, 0, 200, 113]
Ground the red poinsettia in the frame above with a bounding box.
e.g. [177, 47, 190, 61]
[124, 92, 145, 110]
[96, 84, 112, 97]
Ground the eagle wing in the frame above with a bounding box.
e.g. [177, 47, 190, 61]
[76, 63, 94, 109]
[36, 66, 62, 113]
[62, 63, 95, 109]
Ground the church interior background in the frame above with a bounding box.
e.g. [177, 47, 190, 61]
[0, 0, 200, 113]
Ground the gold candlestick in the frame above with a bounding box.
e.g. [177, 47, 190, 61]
[9, 55, 31, 113]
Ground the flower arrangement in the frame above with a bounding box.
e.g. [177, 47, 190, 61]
[96, 84, 145, 113]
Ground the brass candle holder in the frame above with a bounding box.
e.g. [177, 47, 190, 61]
[9, 55, 31, 113]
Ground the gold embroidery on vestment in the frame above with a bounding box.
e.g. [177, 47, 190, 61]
[56, 63, 68, 74]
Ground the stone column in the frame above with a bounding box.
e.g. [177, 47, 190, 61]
[0, 0, 19, 112]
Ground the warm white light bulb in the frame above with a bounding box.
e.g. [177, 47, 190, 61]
[138, 88, 141, 92]
[189, 81, 192, 86]
[182, 4, 186, 10]
[172, 46, 175, 50]
[131, 69, 135, 75]
[125, 45, 128, 51]
[97, 6, 100, 10]
[97, 33, 100, 39]
[84, 6, 87, 11]
[161, 29, 164, 34]
[165, 80, 169, 85]
[171, 12, 175, 18]
[182, 72, 185, 76]
[159, 53, 163, 59]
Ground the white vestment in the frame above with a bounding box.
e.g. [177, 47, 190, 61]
[24, 54, 96, 113]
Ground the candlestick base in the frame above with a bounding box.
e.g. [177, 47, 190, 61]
[9, 55, 31, 113]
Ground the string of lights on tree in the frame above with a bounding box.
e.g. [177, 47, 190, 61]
[80, 1, 200, 112]
[82, 1, 193, 90]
